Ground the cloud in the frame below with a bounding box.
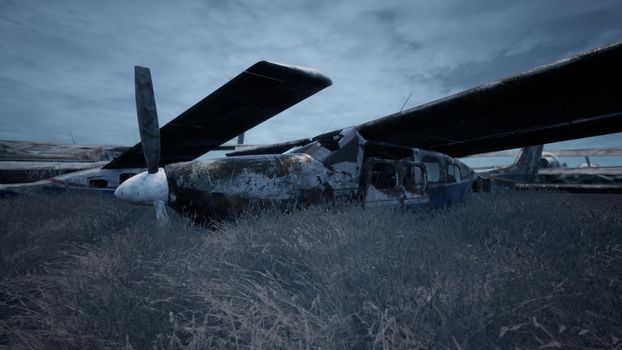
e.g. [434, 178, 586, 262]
[0, 0, 620, 149]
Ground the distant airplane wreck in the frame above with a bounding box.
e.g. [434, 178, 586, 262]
[2, 41, 622, 222]
[0, 137, 252, 184]
[467, 148, 622, 192]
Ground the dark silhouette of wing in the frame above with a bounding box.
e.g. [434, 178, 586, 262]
[225, 138, 311, 157]
[357, 41, 622, 157]
[105, 61, 331, 169]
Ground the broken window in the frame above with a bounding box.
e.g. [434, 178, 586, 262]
[447, 164, 461, 183]
[404, 167, 416, 191]
[88, 178, 108, 188]
[422, 156, 441, 183]
[405, 164, 427, 193]
[370, 162, 397, 189]
[119, 173, 136, 184]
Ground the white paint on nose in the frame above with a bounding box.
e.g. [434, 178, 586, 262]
[114, 168, 168, 204]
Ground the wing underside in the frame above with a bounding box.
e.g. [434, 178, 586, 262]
[225, 138, 312, 157]
[357, 41, 622, 158]
[104, 62, 331, 169]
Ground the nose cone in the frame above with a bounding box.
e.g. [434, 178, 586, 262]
[114, 168, 168, 204]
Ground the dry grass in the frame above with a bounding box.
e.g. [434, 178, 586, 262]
[0, 191, 621, 349]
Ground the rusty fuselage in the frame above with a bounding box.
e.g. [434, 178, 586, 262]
[0, 128, 477, 219]
[162, 127, 475, 220]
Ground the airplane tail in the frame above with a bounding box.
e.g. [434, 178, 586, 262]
[489, 145, 544, 182]
[473, 145, 544, 192]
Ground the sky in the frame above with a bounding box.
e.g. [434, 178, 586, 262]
[1, 0, 621, 152]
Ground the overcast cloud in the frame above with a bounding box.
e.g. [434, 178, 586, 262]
[1, 0, 621, 150]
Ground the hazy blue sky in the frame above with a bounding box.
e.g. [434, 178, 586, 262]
[1, 0, 621, 151]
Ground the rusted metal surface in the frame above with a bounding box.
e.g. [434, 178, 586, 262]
[159, 128, 483, 221]
[165, 153, 335, 221]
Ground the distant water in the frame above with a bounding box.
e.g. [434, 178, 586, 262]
[461, 156, 622, 169]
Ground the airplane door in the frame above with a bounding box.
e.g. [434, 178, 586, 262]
[401, 160, 429, 209]
[364, 158, 429, 208]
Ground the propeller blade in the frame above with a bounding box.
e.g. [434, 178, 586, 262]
[135, 66, 160, 174]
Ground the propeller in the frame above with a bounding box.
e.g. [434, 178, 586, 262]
[135, 66, 161, 174]
[114, 66, 170, 224]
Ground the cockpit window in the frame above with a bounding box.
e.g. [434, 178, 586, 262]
[447, 164, 461, 183]
[370, 162, 397, 189]
[119, 173, 136, 184]
[314, 132, 343, 151]
[406, 165, 427, 193]
[422, 156, 441, 183]
[88, 178, 108, 188]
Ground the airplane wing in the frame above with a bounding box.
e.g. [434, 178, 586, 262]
[225, 138, 311, 157]
[523, 165, 622, 194]
[543, 148, 622, 157]
[537, 166, 622, 178]
[466, 148, 622, 157]
[516, 183, 622, 194]
[0, 140, 129, 162]
[357, 41, 622, 158]
[104, 61, 332, 169]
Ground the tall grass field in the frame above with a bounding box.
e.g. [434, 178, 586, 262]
[1, 191, 621, 349]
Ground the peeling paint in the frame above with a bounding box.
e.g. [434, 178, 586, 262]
[165, 153, 335, 221]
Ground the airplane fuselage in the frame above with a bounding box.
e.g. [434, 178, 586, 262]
[0, 166, 145, 195]
[160, 127, 475, 220]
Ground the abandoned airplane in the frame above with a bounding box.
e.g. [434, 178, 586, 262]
[466, 148, 622, 193]
[2, 41, 622, 222]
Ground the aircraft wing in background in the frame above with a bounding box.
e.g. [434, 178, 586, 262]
[0, 140, 129, 162]
[466, 148, 622, 158]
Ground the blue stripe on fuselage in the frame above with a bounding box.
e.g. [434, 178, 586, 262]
[427, 180, 472, 209]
